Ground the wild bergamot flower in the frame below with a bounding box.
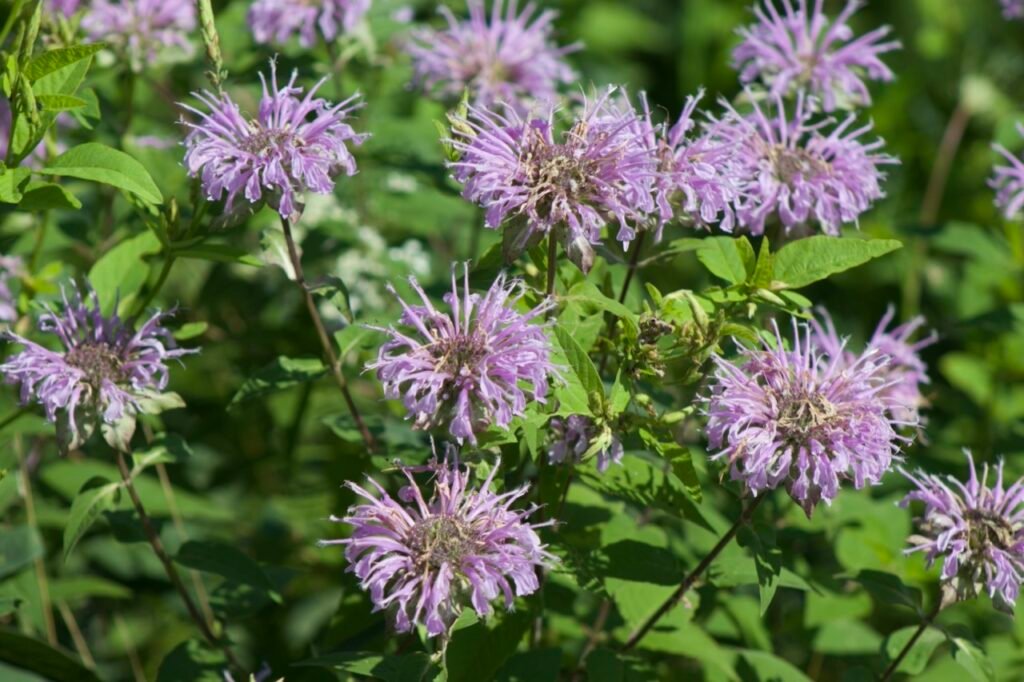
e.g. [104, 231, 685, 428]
[706, 320, 907, 516]
[901, 451, 1024, 613]
[322, 457, 553, 637]
[248, 0, 370, 48]
[368, 266, 555, 445]
[991, 124, 1024, 220]
[181, 60, 367, 221]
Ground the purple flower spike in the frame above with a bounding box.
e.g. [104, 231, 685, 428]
[450, 88, 659, 268]
[812, 305, 936, 425]
[83, 0, 196, 68]
[706, 319, 907, 517]
[991, 124, 1024, 220]
[46, 0, 80, 16]
[406, 0, 579, 112]
[711, 93, 896, 237]
[732, 0, 900, 112]
[181, 61, 367, 221]
[640, 90, 741, 239]
[548, 415, 623, 473]
[1001, 0, 1024, 20]
[322, 457, 554, 637]
[0, 257, 23, 325]
[0, 286, 195, 450]
[248, 0, 370, 48]
[367, 266, 556, 445]
[900, 450, 1024, 613]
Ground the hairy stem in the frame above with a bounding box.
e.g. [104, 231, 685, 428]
[879, 602, 943, 682]
[621, 494, 766, 651]
[114, 450, 243, 672]
[279, 216, 377, 452]
[618, 231, 647, 304]
[546, 232, 558, 299]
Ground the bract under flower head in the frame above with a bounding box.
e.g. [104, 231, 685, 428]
[322, 456, 553, 637]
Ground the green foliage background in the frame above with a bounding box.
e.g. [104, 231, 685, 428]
[1, 0, 1023, 680]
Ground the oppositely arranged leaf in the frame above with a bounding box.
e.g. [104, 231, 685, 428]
[176, 540, 280, 603]
[951, 635, 997, 682]
[697, 236, 755, 285]
[0, 629, 101, 682]
[296, 651, 439, 681]
[771, 237, 901, 290]
[738, 526, 782, 616]
[24, 44, 105, 81]
[156, 638, 225, 682]
[883, 626, 944, 676]
[554, 326, 604, 413]
[0, 168, 31, 204]
[228, 356, 326, 407]
[847, 570, 922, 613]
[0, 526, 44, 580]
[88, 230, 162, 313]
[446, 610, 533, 682]
[131, 433, 192, 470]
[35, 94, 87, 111]
[16, 180, 81, 211]
[42, 143, 162, 205]
[172, 243, 262, 266]
[63, 476, 121, 561]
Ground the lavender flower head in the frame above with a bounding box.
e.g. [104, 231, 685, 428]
[732, 0, 900, 112]
[1001, 0, 1024, 20]
[322, 457, 553, 637]
[46, 0, 80, 16]
[368, 266, 556, 445]
[706, 320, 907, 516]
[812, 306, 936, 425]
[181, 61, 367, 221]
[990, 124, 1024, 220]
[0, 287, 194, 450]
[711, 93, 896, 236]
[548, 415, 623, 473]
[639, 90, 740, 239]
[0, 257, 23, 325]
[900, 451, 1024, 613]
[451, 88, 658, 271]
[82, 0, 196, 69]
[406, 0, 579, 112]
[248, 0, 370, 48]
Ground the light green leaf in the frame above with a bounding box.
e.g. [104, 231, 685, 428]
[951, 636, 996, 681]
[35, 94, 86, 111]
[228, 356, 326, 408]
[554, 326, 604, 414]
[63, 476, 121, 562]
[87, 229, 162, 314]
[0, 526, 44, 580]
[697, 236, 754, 285]
[24, 44, 105, 81]
[42, 142, 162, 205]
[884, 626, 945, 675]
[772, 237, 901, 290]
[0, 168, 31, 204]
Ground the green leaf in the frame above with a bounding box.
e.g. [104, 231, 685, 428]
[446, 610, 532, 682]
[16, 180, 81, 211]
[495, 648, 561, 682]
[563, 281, 639, 334]
[172, 243, 261, 266]
[176, 540, 280, 603]
[24, 44, 105, 81]
[229, 356, 326, 407]
[0, 168, 31, 204]
[156, 638, 225, 682]
[847, 570, 922, 612]
[296, 651, 439, 681]
[580, 455, 707, 526]
[0, 527, 43, 580]
[738, 526, 781, 616]
[951, 636, 996, 681]
[132, 433, 192, 469]
[812, 619, 883, 655]
[697, 237, 754, 285]
[883, 626, 944, 675]
[638, 429, 701, 503]
[63, 476, 121, 562]
[771, 237, 901, 290]
[0, 629, 100, 682]
[47, 576, 131, 603]
[735, 649, 812, 682]
[554, 325, 604, 414]
[173, 322, 208, 341]
[35, 94, 86, 111]
[41, 143, 162, 205]
[88, 230, 162, 313]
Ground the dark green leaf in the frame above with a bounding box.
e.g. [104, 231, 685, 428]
[296, 651, 438, 681]
[228, 356, 326, 408]
[63, 476, 121, 562]
[0, 526, 43, 580]
[951, 636, 996, 681]
[772, 237, 901, 290]
[738, 525, 782, 616]
[884, 626, 944, 675]
[16, 180, 81, 211]
[172, 243, 261, 266]
[0, 629, 100, 682]
[41, 142, 162, 205]
[446, 610, 532, 682]
[554, 325, 604, 414]
[176, 540, 280, 603]
[156, 638, 225, 682]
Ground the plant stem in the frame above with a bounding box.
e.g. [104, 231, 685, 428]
[57, 601, 96, 669]
[618, 231, 647, 304]
[621, 494, 766, 652]
[546, 233, 558, 299]
[15, 437, 56, 646]
[114, 449, 243, 673]
[920, 102, 970, 228]
[0, 407, 28, 433]
[279, 216, 377, 452]
[133, 254, 176, 318]
[879, 602, 942, 682]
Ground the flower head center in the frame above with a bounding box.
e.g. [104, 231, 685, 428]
[241, 124, 298, 156]
[966, 509, 1016, 553]
[771, 146, 830, 185]
[409, 515, 476, 568]
[435, 334, 489, 378]
[67, 342, 125, 388]
[776, 389, 839, 444]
